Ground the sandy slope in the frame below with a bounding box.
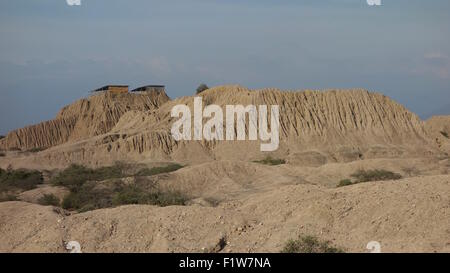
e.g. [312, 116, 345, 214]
[0, 174, 448, 253]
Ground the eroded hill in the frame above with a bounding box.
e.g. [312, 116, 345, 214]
[0, 85, 445, 169]
[0, 91, 169, 151]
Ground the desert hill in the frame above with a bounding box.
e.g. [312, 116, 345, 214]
[0, 174, 448, 253]
[0, 85, 449, 253]
[0, 90, 169, 152]
[0, 85, 445, 169]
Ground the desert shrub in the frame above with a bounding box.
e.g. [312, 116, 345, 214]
[135, 163, 184, 177]
[55, 163, 188, 212]
[253, 156, 286, 166]
[196, 83, 209, 94]
[25, 147, 46, 153]
[112, 185, 187, 207]
[0, 168, 43, 193]
[62, 182, 187, 212]
[0, 152, 5, 157]
[337, 179, 353, 187]
[51, 164, 125, 191]
[441, 131, 449, 138]
[203, 197, 221, 207]
[282, 235, 344, 253]
[351, 169, 402, 183]
[61, 181, 116, 211]
[38, 194, 60, 206]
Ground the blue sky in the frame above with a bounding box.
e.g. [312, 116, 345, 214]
[0, 0, 449, 134]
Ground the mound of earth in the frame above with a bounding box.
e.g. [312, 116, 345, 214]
[0, 90, 169, 151]
[0, 175, 448, 253]
[0, 85, 444, 169]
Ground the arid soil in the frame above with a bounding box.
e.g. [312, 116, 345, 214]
[0, 85, 449, 253]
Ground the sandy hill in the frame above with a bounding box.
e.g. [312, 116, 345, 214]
[0, 85, 445, 169]
[0, 174, 448, 253]
[0, 91, 169, 152]
[0, 85, 449, 253]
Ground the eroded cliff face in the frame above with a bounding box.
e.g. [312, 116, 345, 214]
[0, 85, 442, 168]
[92, 86, 432, 164]
[0, 117, 78, 151]
[0, 91, 170, 151]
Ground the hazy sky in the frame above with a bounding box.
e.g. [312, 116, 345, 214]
[1, 0, 449, 134]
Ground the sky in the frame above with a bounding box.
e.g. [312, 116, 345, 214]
[0, 0, 449, 135]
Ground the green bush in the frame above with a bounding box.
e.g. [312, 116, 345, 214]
[282, 235, 344, 253]
[0, 168, 43, 193]
[51, 164, 125, 191]
[337, 179, 353, 187]
[38, 194, 60, 206]
[253, 156, 286, 166]
[135, 164, 184, 177]
[62, 183, 187, 212]
[351, 169, 402, 183]
[55, 163, 187, 212]
[112, 185, 187, 207]
[441, 131, 449, 139]
[61, 181, 116, 211]
[196, 83, 209, 94]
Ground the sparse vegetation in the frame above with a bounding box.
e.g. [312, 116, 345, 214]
[53, 163, 187, 212]
[61, 180, 119, 211]
[51, 164, 125, 191]
[38, 194, 60, 206]
[440, 131, 449, 139]
[8, 147, 21, 152]
[135, 164, 184, 177]
[196, 83, 209, 94]
[337, 169, 402, 187]
[112, 185, 187, 207]
[282, 235, 344, 253]
[62, 181, 187, 212]
[337, 179, 352, 187]
[351, 169, 402, 183]
[0, 135, 5, 140]
[0, 168, 43, 193]
[52, 163, 184, 191]
[203, 197, 221, 207]
[253, 156, 286, 166]
[24, 147, 46, 153]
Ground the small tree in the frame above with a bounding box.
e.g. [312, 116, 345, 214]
[196, 83, 209, 94]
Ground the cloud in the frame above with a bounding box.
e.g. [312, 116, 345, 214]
[422, 52, 450, 79]
[410, 52, 450, 80]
